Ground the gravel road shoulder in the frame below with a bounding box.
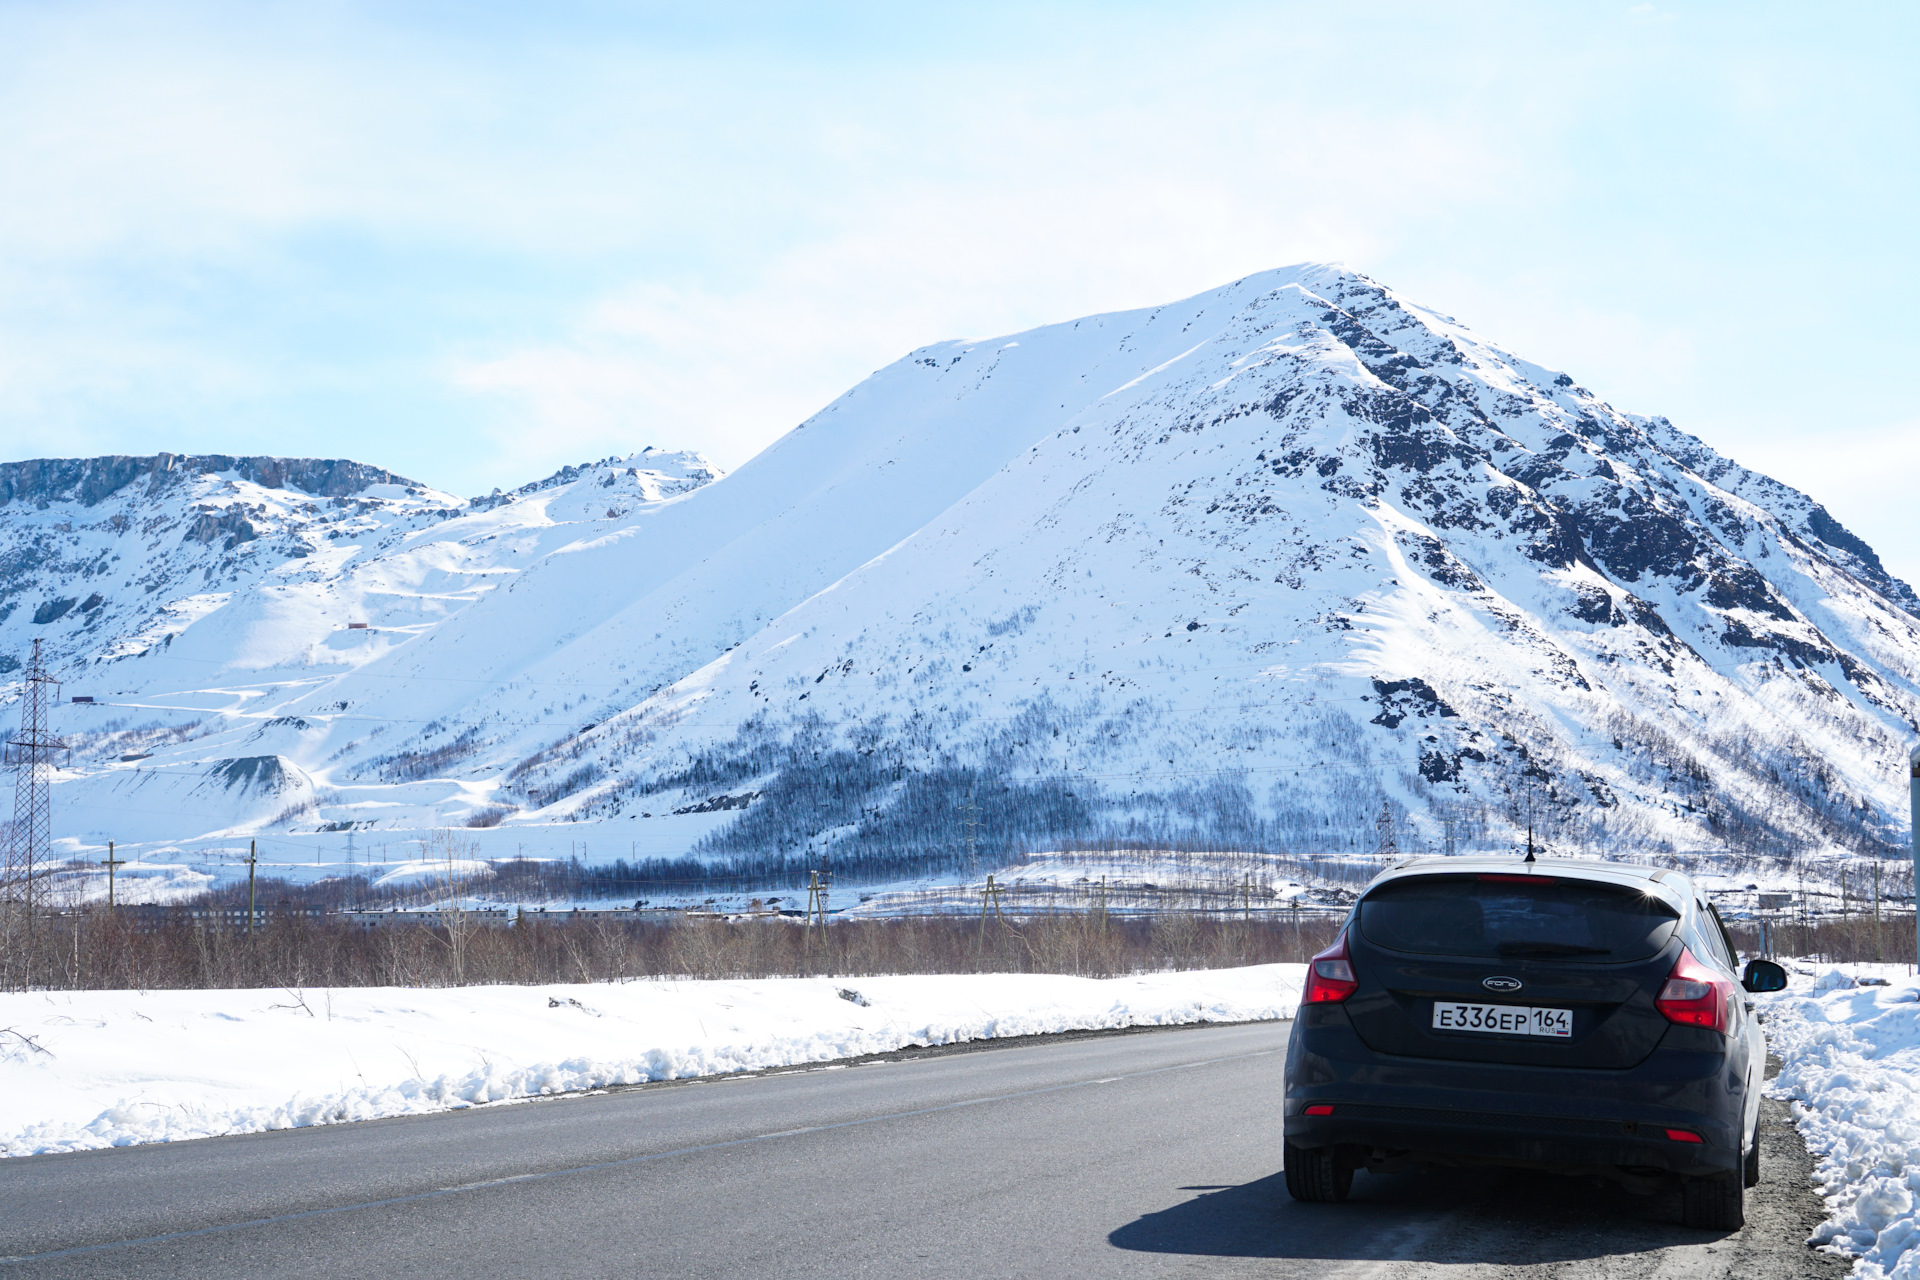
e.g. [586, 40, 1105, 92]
[1111, 1047, 1847, 1280]
[1366, 1049, 1849, 1280]
[1328, 1096, 1845, 1280]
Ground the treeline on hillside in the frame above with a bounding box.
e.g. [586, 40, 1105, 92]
[626, 712, 1444, 868]
[170, 842, 1397, 914]
[194, 856, 873, 908]
[0, 910, 1342, 992]
[528, 698, 1908, 866]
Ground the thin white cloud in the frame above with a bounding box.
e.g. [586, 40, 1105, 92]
[0, 1, 1913, 578]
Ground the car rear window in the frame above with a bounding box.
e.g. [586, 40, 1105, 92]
[1358, 874, 1680, 961]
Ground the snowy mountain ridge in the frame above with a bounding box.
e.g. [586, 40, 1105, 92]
[0, 453, 417, 508]
[9, 264, 1920, 891]
[0, 447, 721, 680]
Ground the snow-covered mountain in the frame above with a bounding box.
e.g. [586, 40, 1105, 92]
[0, 448, 722, 859]
[0, 448, 719, 679]
[12, 265, 1920, 887]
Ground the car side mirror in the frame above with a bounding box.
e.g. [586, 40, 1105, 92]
[1742, 959, 1787, 993]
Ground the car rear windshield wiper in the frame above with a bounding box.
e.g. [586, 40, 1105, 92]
[1495, 941, 1613, 957]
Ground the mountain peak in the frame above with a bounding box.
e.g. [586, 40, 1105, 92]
[15, 270, 1920, 889]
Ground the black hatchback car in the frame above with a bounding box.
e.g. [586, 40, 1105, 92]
[1283, 856, 1787, 1229]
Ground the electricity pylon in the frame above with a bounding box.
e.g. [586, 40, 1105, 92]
[5, 639, 66, 984]
[1373, 801, 1398, 858]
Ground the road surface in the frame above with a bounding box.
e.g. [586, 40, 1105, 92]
[0, 1021, 1845, 1278]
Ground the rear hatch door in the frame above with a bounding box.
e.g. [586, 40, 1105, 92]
[1344, 872, 1680, 1069]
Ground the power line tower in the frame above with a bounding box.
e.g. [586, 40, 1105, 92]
[805, 869, 829, 928]
[4, 639, 66, 976]
[1372, 801, 1398, 858]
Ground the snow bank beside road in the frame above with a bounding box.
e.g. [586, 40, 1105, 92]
[1764, 965, 1920, 1278]
[0, 965, 1302, 1157]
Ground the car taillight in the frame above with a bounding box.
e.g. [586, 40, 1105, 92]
[1655, 947, 1734, 1035]
[1664, 1128, 1703, 1143]
[1303, 931, 1358, 1004]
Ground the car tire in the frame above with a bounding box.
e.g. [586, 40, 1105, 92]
[1743, 1124, 1761, 1188]
[1284, 1140, 1353, 1203]
[1681, 1173, 1744, 1230]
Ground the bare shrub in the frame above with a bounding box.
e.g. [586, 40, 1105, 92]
[5, 908, 1348, 992]
[1724, 915, 1918, 966]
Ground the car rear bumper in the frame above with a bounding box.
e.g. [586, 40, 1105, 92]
[1283, 1100, 1736, 1178]
[1284, 1015, 1744, 1179]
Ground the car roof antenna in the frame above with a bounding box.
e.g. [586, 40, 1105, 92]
[1524, 818, 1536, 864]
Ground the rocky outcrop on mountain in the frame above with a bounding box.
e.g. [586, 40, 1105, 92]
[0, 454, 418, 509]
[491, 447, 722, 503]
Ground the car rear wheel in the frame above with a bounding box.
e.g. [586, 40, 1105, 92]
[1681, 1172, 1744, 1230]
[1284, 1140, 1353, 1202]
[1743, 1124, 1761, 1188]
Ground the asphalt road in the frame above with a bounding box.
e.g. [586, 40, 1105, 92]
[0, 1021, 1847, 1279]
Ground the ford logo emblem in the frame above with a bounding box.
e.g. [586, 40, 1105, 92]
[1482, 976, 1524, 993]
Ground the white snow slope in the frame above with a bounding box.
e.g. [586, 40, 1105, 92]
[8, 264, 1920, 885]
[1764, 966, 1920, 1278]
[0, 965, 1302, 1156]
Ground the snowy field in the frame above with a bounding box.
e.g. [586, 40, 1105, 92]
[10, 946, 1918, 1278]
[1762, 963, 1920, 1277]
[0, 964, 1304, 1158]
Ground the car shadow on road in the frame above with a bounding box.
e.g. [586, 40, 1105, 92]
[1109, 1166, 1724, 1261]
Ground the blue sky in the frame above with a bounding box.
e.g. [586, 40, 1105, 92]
[1, 1, 1915, 584]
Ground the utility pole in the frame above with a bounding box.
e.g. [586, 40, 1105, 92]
[1757, 892, 1790, 959]
[5, 639, 65, 984]
[959, 787, 980, 880]
[978, 874, 1005, 953]
[1243, 872, 1252, 923]
[803, 869, 829, 975]
[104, 841, 126, 911]
[1840, 865, 1849, 963]
[1789, 871, 1804, 959]
[245, 840, 258, 937]
[805, 870, 828, 928]
[1874, 860, 1883, 963]
[1910, 743, 1919, 971]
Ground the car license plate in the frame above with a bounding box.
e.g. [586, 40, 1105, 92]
[1432, 1002, 1572, 1038]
